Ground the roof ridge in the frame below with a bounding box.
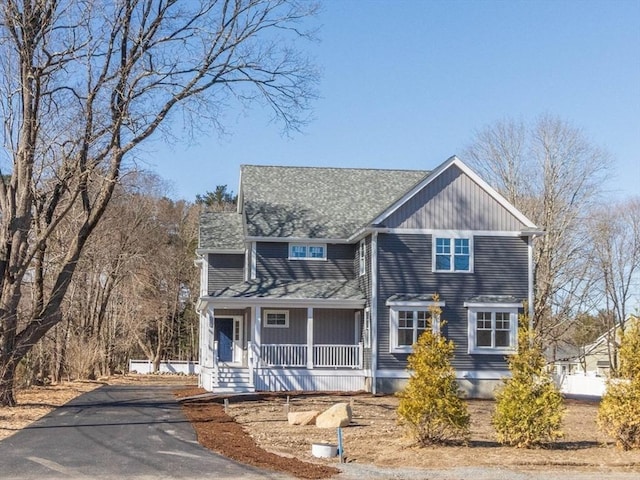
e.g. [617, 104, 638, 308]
[240, 164, 429, 174]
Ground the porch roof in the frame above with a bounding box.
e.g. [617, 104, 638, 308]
[205, 278, 365, 308]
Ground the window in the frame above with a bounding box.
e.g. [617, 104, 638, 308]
[264, 309, 289, 328]
[466, 305, 518, 354]
[434, 236, 472, 272]
[359, 239, 366, 276]
[362, 308, 371, 348]
[387, 301, 443, 353]
[289, 243, 326, 260]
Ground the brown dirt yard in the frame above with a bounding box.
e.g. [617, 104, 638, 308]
[3, 376, 640, 480]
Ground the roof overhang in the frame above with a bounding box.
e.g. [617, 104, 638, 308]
[244, 236, 350, 244]
[199, 296, 365, 310]
[196, 248, 245, 255]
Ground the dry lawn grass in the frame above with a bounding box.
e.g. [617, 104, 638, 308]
[222, 392, 640, 476]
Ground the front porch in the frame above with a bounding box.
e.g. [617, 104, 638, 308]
[198, 279, 369, 393]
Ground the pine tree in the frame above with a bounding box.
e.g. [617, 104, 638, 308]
[493, 316, 564, 448]
[397, 297, 470, 446]
[598, 318, 640, 450]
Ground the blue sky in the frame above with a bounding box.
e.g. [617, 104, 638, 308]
[141, 0, 640, 202]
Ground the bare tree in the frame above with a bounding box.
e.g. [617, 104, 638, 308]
[464, 115, 611, 348]
[0, 0, 318, 406]
[588, 198, 640, 374]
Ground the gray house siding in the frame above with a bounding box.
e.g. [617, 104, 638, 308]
[384, 164, 526, 231]
[256, 242, 355, 280]
[208, 254, 245, 294]
[314, 309, 357, 344]
[376, 233, 528, 371]
[259, 308, 357, 345]
[261, 308, 307, 344]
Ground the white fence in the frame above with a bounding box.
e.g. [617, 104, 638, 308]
[129, 359, 200, 375]
[554, 373, 606, 397]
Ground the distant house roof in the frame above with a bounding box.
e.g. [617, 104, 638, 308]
[199, 211, 244, 250]
[207, 278, 365, 307]
[239, 165, 429, 239]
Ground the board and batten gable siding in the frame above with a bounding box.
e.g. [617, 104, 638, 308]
[384, 164, 527, 231]
[207, 254, 245, 294]
[255, 242, 356, 280]
[376, 233, 528, 371]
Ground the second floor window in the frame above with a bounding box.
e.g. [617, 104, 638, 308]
[289, 243, 326, 260]
[434, 237, 472, 272]
[359, 239, 366, 276]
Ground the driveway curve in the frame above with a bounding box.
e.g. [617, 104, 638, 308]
[0, 384, 290, 480]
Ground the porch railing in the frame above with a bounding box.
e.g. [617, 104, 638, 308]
[259, 343, 362, 369]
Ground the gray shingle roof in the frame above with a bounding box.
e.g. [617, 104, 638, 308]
[199, 211, 244, 250]
[240, 165, 429, 239]
[212, 278, 364, 302]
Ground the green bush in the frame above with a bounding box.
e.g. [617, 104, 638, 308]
[397, 299, 470, 446]
[493, 318, 564, 448]
[598, 319, 640, 450]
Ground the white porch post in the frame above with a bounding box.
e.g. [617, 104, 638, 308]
[307, 307, 314, 369]
[253, 306, 261, 363]
[207, 307, 216, 368]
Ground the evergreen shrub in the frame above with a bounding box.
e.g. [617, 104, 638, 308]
[598, 319, 640, 450]
[493, 318, 564, 448]
[397, 297, 470, 446]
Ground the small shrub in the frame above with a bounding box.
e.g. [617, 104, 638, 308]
[493, 318, 564, 448]
[598, 319, 640, 450]
[397, 298, 470, 446]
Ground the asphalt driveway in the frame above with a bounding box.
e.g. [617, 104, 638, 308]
[0, 384, 290, 480]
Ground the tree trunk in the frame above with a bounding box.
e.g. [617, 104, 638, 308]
[0, 358, 17, 407]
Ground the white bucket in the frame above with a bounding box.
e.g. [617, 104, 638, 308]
[311, 442, 337, 458]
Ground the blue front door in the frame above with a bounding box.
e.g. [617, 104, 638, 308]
[217, 318, 234, 362]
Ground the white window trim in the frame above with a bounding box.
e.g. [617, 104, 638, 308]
[363, 307, 371, 348]
[359, 239, 366, 276]
[432, 234, 474, 273]
[388, 302, 444, 353]
[263, 309, 289, 328]
[288, 243, 327, 260]
[466, 304, 519, 354]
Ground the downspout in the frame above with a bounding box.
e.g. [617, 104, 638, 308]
[527, 235, 535, 330]
[371, 232, 378, 394]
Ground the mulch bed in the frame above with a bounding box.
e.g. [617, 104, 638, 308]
[175, 388, 339, 479]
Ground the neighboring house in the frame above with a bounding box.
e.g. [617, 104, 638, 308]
[196, 156, 541, 397]
[553, 315, 639, 377]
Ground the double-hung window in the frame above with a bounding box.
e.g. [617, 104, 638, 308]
[387, 298, 443, 353]
[465, 303, 519, 354]
[359, 239, 366, 276]
[289, 243, 326, 260]
[434, 236, 472, 272]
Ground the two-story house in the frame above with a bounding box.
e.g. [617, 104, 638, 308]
[196, 156, 541, 397]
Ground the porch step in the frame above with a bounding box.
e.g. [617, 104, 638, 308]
[213, 366, 254, 394]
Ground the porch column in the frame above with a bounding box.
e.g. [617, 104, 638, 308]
[253, 306, 261, 358]
[307, 307, 314, 369]
[207, 307, 215, 368]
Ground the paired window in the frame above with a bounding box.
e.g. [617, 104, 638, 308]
[289, 243, 326, 260]
[263, 309, 289, 328]
[434, 237, 472, 272]
[388, 302, 442, 353]
[359, 239, 366, 276]
[466, 305, 518, 354]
